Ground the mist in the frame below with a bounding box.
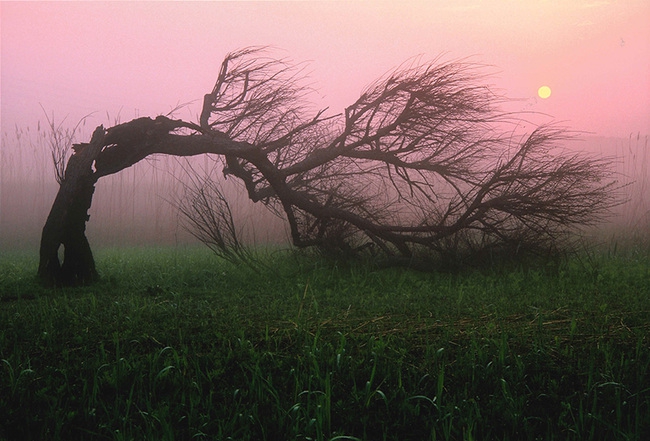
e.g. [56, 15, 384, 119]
[1, 122, 648, 253]
[2, 1, 649, 253]
[0, 124, 288, 252]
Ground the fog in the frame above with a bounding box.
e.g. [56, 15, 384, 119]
[0, 124, 647, 253]
[0, 125, 288, 251]
[1, 1, 648, 253]
[586, 133, 649, 243]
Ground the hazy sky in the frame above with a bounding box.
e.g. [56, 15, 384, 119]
[2, 0, 649, 139]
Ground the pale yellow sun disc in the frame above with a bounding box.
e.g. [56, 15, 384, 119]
[538, 85, 552, 99]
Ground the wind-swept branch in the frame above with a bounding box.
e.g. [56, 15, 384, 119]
[39, 48, 620, 285]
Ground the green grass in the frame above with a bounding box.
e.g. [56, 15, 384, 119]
[1, 245, 649, 440]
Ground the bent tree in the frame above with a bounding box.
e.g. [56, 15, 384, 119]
[39, 48, 617, 286]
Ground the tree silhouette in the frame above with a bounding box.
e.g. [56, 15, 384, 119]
[39, 48, 618, 286]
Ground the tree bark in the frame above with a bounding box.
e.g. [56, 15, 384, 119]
[38, 127, 105, 286]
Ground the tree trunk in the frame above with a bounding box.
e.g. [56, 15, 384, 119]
[36, 117, 250, 287]
[38, 127, 105, 286]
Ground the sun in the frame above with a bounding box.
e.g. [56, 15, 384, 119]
[537, 85, 552, 99]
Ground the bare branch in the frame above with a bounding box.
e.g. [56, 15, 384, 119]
[41, 48, 622, 286]
[181, 51, 621, 258]
[174, 161, 262, 269]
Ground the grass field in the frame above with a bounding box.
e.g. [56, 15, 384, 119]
[0, 245, 648, 440]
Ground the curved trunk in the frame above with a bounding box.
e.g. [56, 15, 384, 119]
[36, 118, 248, 287]
[38, 127, 105, 286]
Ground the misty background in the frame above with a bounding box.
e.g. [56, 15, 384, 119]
[0, 119, 289, 251]
[0, 122, 648, 253]
[1, 1, 649, 254]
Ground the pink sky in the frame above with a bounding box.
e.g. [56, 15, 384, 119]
[2, 1, 649, 138]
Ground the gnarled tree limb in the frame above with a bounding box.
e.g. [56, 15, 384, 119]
[39, 48, 619, 285]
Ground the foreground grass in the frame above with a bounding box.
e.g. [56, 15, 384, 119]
[0, 246, 648, 440]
